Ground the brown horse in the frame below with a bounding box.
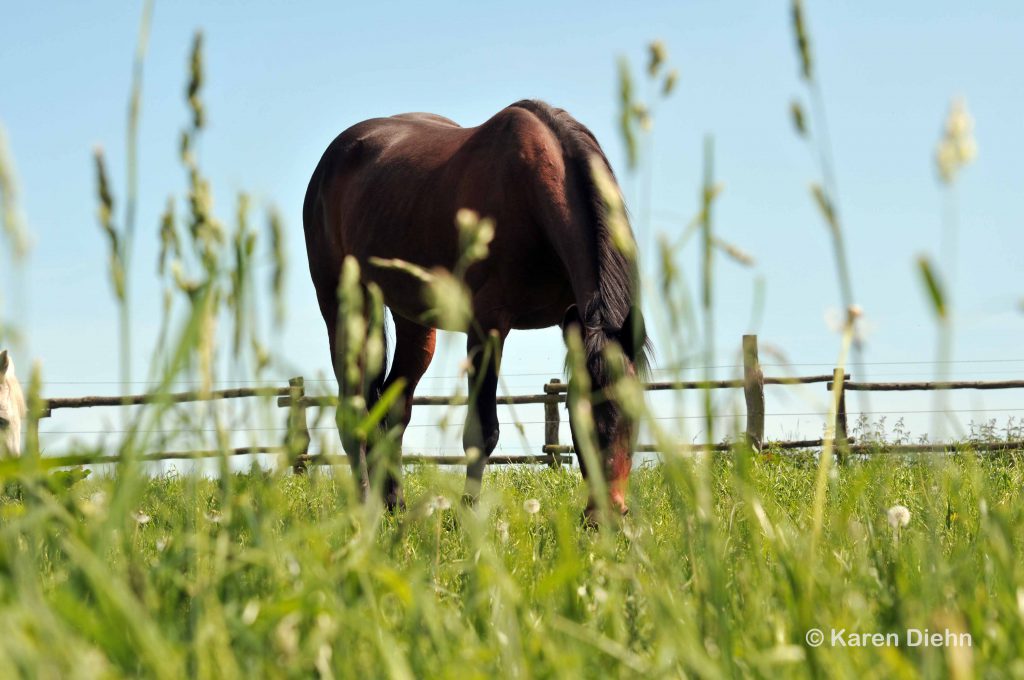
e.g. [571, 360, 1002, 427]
[303, 99, 647, 517]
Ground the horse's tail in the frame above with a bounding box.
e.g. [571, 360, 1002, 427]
[508, 99, 650, 377]
[370, 308, 390, 403]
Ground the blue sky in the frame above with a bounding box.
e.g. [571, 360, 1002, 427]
[2, 1, 1023, 456]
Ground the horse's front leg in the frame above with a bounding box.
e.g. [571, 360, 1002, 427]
[463, 327, 506, 504]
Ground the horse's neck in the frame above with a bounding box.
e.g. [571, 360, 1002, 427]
[6, 375, 24, 414]
[1, 373, 25, 455]
[2, 424, 18, 456]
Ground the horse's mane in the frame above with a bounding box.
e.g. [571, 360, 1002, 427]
[509, 99, 650, 381]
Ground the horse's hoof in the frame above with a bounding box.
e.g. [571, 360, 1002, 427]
[579, 510, 600, 531]
[581, 503, 629, 528]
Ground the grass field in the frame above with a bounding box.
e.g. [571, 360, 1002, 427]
[2, 448, 1021, 678]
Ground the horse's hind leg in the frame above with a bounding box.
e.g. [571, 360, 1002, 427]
[320, 278, 385, 502]
[367, 315, 436, 510]
[463, 325, 508, 503]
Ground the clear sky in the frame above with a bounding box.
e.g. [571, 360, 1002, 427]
[2, 1, 1023, 458]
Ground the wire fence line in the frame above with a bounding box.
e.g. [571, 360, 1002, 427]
[36, 407, 1024, 437]
[20, 335, 1024, 470]
[35, 357, 1024, 387]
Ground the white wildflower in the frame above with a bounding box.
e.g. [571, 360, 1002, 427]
[275, 612, 301, 658]
[425, 495, 451, 517]
[156, 536, 170, 552]
[825, 306, 872, 342]
[205, 510, 222, 524]
[80, 491, 108, 518]
[523, 498, 540, 515]
[132, 510, 152, 525]
[887, 505, 911, 529]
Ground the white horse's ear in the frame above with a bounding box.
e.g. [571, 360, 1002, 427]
[0, 350, 8, 378]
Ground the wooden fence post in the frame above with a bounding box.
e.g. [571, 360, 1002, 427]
[544, 378, 562, 467]
[742, 335, 765, 451]
[832, 367, 848, 462]
[286, 377, 310, 474]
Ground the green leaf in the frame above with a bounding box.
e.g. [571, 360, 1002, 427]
[916, 255, 947, 320]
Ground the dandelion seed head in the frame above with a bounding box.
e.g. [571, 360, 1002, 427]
[81, 491, 108, 517]
[523, 498, 541, 515]
[887, 504, 911, 529]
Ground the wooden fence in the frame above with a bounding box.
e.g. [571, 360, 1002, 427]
[27, 334, 1024, 469]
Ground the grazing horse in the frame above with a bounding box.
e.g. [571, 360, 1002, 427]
[0, 350, 26, 457]
[303, 99, 647, 517]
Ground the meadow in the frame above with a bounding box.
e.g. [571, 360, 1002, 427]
[2, 447, 1022, 677]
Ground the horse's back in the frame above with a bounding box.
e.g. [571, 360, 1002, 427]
[390, 112, 460, 127]
[305, 105, 552, 238]
[319, 113, 466, 170]
[315, 105, 558, 178]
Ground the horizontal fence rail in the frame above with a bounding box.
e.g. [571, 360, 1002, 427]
[542, 438, 855, 455]
[278, 393, 564, 409]
[542, 374, 841, 394]
[45, 386, 291, 410]
[20, 334, 1024, 470]
[831, 380, 1024, 392]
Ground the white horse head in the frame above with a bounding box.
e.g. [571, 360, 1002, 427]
[0, 350, 26, 457]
